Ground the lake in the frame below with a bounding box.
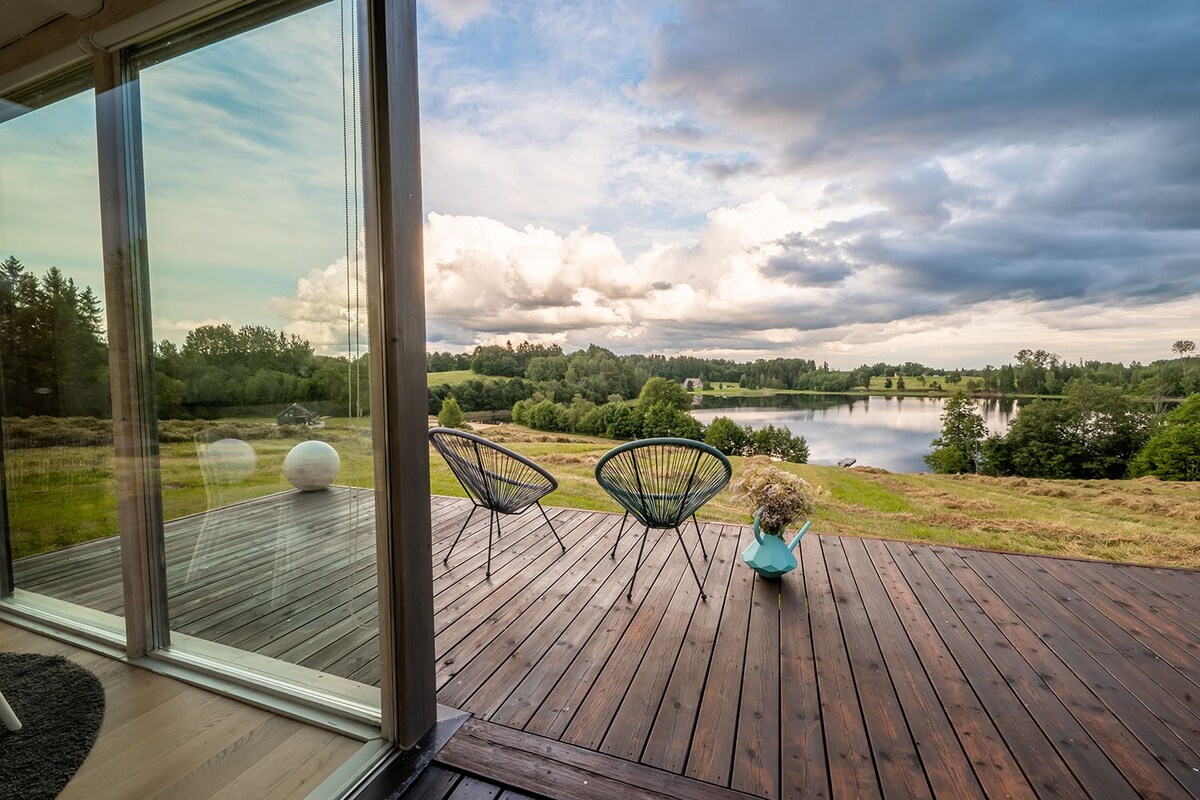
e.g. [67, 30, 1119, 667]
[691, 394, 1029, 473]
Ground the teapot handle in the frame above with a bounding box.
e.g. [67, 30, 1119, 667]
[752, 510, 765, 545]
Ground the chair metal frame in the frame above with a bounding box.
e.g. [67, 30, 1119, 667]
[594, 437, 732, 601]
[429, 427, 565, 577]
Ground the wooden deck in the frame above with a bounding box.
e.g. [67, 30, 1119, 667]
[15, 489, 1200, 800]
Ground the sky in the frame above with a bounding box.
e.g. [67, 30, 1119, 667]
[2, 0, 1198, 369]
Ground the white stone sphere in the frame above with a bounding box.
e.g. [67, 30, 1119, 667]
[283, 440, 341, 491]
[204, 438, 257, 483]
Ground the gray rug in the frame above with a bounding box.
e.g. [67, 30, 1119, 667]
[0, 653, 105, 800]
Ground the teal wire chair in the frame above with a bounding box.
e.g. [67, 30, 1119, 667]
[430, 427, 565, 577]
[594, 438, 732, 601]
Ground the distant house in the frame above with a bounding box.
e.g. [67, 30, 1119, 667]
[682, 377, 704, 390]
[276, 403, 320, 426]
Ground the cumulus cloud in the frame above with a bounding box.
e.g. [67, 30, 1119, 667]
[137, 1, 1200, 368]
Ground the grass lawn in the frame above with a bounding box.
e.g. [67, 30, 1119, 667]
[867, 374, 954, 391]
[427, 369, 507, 387]
[6, 421, 1198, 570]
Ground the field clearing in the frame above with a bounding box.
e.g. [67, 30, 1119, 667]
[427, 369, 506, 386]
[867, 373, 953, 390]
[5, 422, 1197, 569]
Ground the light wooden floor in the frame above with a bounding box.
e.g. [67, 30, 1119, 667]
[0, 622, 363, 800]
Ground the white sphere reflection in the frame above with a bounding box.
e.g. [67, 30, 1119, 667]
[283, 440, 341, 491]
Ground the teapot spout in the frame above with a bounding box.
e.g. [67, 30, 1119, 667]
[788, 520, 812, 552]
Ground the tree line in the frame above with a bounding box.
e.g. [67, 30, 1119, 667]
[926, 382, 1199, 481]
[0, 256, 110, 417]
[501, 377, 810, 463]
[431, 340, 1200, 417]
[1, 257, 366, 421]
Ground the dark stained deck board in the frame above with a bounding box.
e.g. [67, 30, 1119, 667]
[802, 533, 881, 800]
[684, 521, 756, 787]
[857, 539, 1036, 800]
[955, 549, 1200, 798]
[777, 535, 827, 800]
[822, 538, 932, 800]
[530, 521, 699, 742]
[1033, 557, 1200, 691]
[730, 552, 782, 799]
[837, 538, 988, 800]
[495, 522, 681, 734]
[880, 539, 1093, 800]
[911, 545, 1148, 800]
[640, 524, 743, 774]
[434, 510, 619, 680]
[441, 514, 645, 714]
[1109, 562, 1200, 641]
[563, 523, 718, 751]
[607, 523, 742, 765]
[437, 718, 758, 800]
[15, 492, 1200, 800]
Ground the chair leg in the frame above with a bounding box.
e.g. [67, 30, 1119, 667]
[627, 525, 649, 601]
[538, 502, 566, 552]
[443, 504, 477, 565]
[692, 513, 707, 561]
[674, 526, 707, 601]
[486, 510, 497, 578]
[612, 511, 628, 559]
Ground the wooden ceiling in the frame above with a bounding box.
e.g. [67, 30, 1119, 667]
[0, 0, 103, 50]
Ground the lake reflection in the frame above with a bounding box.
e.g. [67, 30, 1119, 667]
[691, 394, 1027, 473]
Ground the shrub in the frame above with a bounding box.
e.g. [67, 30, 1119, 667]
[748, 424, 809, 463]
[1129, 394, 1200, 480]
[704, 416, 749, 456]
[437, 396, 466, 428]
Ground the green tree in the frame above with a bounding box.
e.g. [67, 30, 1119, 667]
[597, 401, 641, 439]
[437, 396, 466, 428]
[704, 416, 749, 456]
[526, 399, 569, 432]
[748, 424, 809, 463]
[983, 379, 1149, 479]
[1129, 394, 1200, 480]
[925, 392, 986, 473]
[641, 401, 701, 439]
[1172, 339, 1196, 360]
[637, 376, 692, 414]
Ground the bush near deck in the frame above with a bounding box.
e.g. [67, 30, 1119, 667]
[4, 421, 1197, 569]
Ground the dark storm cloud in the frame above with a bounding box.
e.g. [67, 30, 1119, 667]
[638, 0, 1200, 323]
[852, 219, 1200, 306]
[645, 0, 1200, 167]
[764, 233, 855, 286]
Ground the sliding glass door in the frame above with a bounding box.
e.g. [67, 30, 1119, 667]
[0, 77, 125, 623]
[130, 2, 381, 689]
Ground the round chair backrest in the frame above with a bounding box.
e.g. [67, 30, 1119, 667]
[594, 438, 732, 529]
[429, 427, 558, 514]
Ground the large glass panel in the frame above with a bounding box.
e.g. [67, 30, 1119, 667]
[0, 81, 125, 620]
[136, 3, 378, 688]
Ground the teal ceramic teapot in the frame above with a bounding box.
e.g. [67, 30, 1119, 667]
[742, 511, 811, 579]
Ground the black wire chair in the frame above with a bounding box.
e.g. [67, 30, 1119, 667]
[429, 427, 565, 577]
[594, 437, 732, 601]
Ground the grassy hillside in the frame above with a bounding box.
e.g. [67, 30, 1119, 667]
[6, 420, 1197, 569]
[435, 425, 1200, 569]
[427, 369, 506, 386]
